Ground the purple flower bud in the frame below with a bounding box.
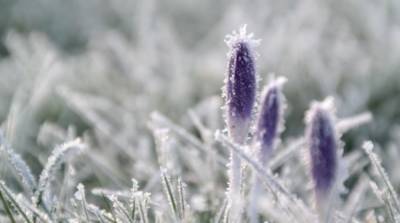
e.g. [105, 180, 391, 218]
[248, 77, 285, 223]
[224, 25, 260, 143]
[223, 25, 260, 222]
[305, 98, 339, 217]
[255, 77, 286, 165]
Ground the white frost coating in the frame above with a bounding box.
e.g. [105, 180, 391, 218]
[0, 181, 51, 222]
[224, 25, 261, 51]
[75, 183, 91, 222]
[74, 184, 85, 201]
[36, 139, 85, 203]
[336, 112, 373, 133]
[109, 193, 133, 222]
[343, 175, 369, 222]
[91, 188, 130, 198]
[160, 168, 180, 220]
[266, 74, 288, 89]
[306, 97, 336, 124]
[0, 132, 37, 193]
[363, 141, 400, 221]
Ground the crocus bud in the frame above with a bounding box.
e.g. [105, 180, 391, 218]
[305, 98, 339, 221]
[224, 25, 259, 143]
[255, 77, 286, 165]
[223, 25, 259, 222]
[248, 76, 286, 223]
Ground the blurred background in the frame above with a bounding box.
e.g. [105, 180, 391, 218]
[1, 0, 400, 214]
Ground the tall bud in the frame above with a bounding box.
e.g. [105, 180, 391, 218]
[224, 25, 259, 142]
[223, 25, 259, 222]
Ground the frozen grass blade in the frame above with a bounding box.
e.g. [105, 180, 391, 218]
[137, 192, 150, 223]
[364, 141, 400, 222]
[35, 139, 84, 210]
[161, 169, 180, 221]
[223, 25, 260, 223]
[101, 193, 118, 223]
[129, 179, 139, 221]
[74, 184, 90, 222]
[336, 112, 372, 133]
[58, 87, 137, 160]
[86, 204, 108, 223]
[138, 200, 148, 223]
[215, 131, 316, 223]
[109, 194, 134, 223]
[91, 188, 130, 198]
[0, 181, 52, 223]
[159, 169, 187, 221]
[343, 175, 369, 223]
[216, 131, 293, 200]
[215, 199, 229, 223]
[0, 132, 37, 194]
[150, 111, 226, 166]
[177, 177, 186, 220]
[0, 187, 16, 223]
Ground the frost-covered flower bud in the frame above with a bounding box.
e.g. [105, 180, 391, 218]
[305, 98, 340, 221]
[248, 77, 286, 223]
[223, 25, 260, 222]
[224, 25, 260, 143]
[255, 77, 286, 165]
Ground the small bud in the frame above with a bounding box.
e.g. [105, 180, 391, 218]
[305, 98, 339, 221]
[255, 76, 286, 165]
[248, 77, 286, 223]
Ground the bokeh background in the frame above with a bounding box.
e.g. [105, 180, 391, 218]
[1, 0, 400, 219]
